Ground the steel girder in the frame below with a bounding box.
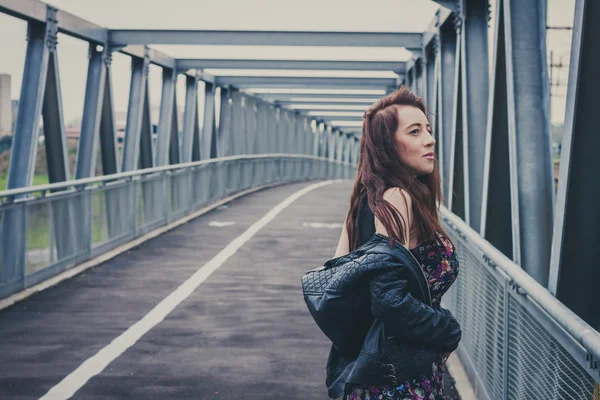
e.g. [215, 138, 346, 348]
[275, 100, 375, 107]
[121, 53, 152, 171]
[311, 115, 363, 122]
[155, 69, 177, 166]
[254, 93, 384, 100]
[76, 45, 119, 178]
[176, 59, 407, 73]
[437, 18, 457, 207]
[180, 74, 201, 163]
[461, 0, 490, 233]
[202, 82, 217, 159]
[0, 0, 200, 71]
[549, 0, 600, 329]
[426, 0, 488, 232]
[480, 0, 553, 286]
[108, 30, 423, 49]
[283, 107, 368, 113]
[2, 11, 74, 290]
[214, 76, 398, 90]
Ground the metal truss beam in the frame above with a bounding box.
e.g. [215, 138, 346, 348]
[155, 69, 176, 167]
[0, 1, 193, 74]
[119, 45, 176, 70]
[76, 45, 106, 178]
[286, 107, 368, 114]
[549, 0, 600, 329]
[175, 59, 407, 72]
[216, 76, 398, 89]
[311, 115, 363, 121]
[462, 0, 490, 233]
[503, 0, 553, 283]
[431, 0, 459, 12]
[0, 0, 107, 43]
[181, 75, 199, 163]
[274, 100, 375, 107]
[202, 82, 217, 159]
[109, 30, 423, 48]
[121, 54, 150, 171]
[438, 18, 457, 207]
[255, 93, 383, 100]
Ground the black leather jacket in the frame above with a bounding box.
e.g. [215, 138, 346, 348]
[303, 233, 462, 399]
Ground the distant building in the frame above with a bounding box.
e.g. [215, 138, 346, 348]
[0, 74, 11, 134]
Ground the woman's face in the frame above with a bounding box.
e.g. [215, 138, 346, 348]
[394, 105, 436, 176]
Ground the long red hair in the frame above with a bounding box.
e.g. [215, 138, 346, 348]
[346, 86, 452, 251]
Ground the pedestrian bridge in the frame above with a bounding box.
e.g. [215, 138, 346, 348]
[0, 0, 599, 399]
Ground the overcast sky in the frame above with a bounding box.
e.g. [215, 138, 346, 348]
[0, 0, 576, 125]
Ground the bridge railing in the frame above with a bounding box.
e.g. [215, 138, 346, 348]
[0, 155, 355, 300]
[441, 208, 600, 400]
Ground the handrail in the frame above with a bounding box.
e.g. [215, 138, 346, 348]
[0, 154, 350, 199]
[440, 206, 600, 366]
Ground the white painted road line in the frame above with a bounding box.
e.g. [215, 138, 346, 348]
[40, 180, 336, 400]
[303, 222, 344, 229]
[208, 221, 236, 227]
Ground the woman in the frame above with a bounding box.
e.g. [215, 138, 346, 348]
[333, 87, 460, 400]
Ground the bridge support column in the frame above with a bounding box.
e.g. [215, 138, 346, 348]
[482, 0, 553, 286]
[202, 82, 217, 159]
[549, 0, 600, 329]
[121, 50, 151, 172]
[155, 68, 177, 167]
[181, 74, 200, 163]
[460, 0, 489, 232]
[438, 16, 457, 206]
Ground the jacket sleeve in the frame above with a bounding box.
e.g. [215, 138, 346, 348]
[369, 269, 462, 352]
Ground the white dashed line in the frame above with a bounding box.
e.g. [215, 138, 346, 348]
[302, 222, 344, 229]
[208, 221, 236, 227]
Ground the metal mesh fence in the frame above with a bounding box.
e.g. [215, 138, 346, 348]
[442, 214, 600, 400]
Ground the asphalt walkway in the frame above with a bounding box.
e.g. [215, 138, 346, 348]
[0, 180, 459, 399]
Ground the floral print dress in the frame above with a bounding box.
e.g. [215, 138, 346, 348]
[344, 231, 460, 400]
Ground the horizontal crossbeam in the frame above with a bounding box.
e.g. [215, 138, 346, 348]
[276, 100, 375, 107]
[109, 30, 423, 48]
[176, 59, 407, 72]
[0, 0, 106, 43]
[311, 115, 364, 121]
[216, 76, 398, 89]
[254, 93, 385, 100]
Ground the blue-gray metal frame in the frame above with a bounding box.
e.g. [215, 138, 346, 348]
[155, 68, 176, 166]
[437, 17, 457, 201]
[255, 93, 384, 100]
[175, 59, 407, 73]
[121, 53, 150, 171]
[275, 100, 375, 107]
[168, 88, 181, 165]
[138, 79, 154, 169]
[479, 0, 554, 286]
[217, 87, 233, 157]
[108, 29, 423, 48]
[549, 0, 600, 331]
[76, 45, 106, 178]
[460, 0, 489, 232]
[214, 76, 399, 90]
[202, 82, 217, 159]
[181, 74, 199, 163]
[98, 52, 119, 175]
[481, 0, 513, 262]
[504, 0, 553, 284]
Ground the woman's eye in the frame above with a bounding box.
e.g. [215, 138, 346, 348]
[410, 129, 419, 135]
